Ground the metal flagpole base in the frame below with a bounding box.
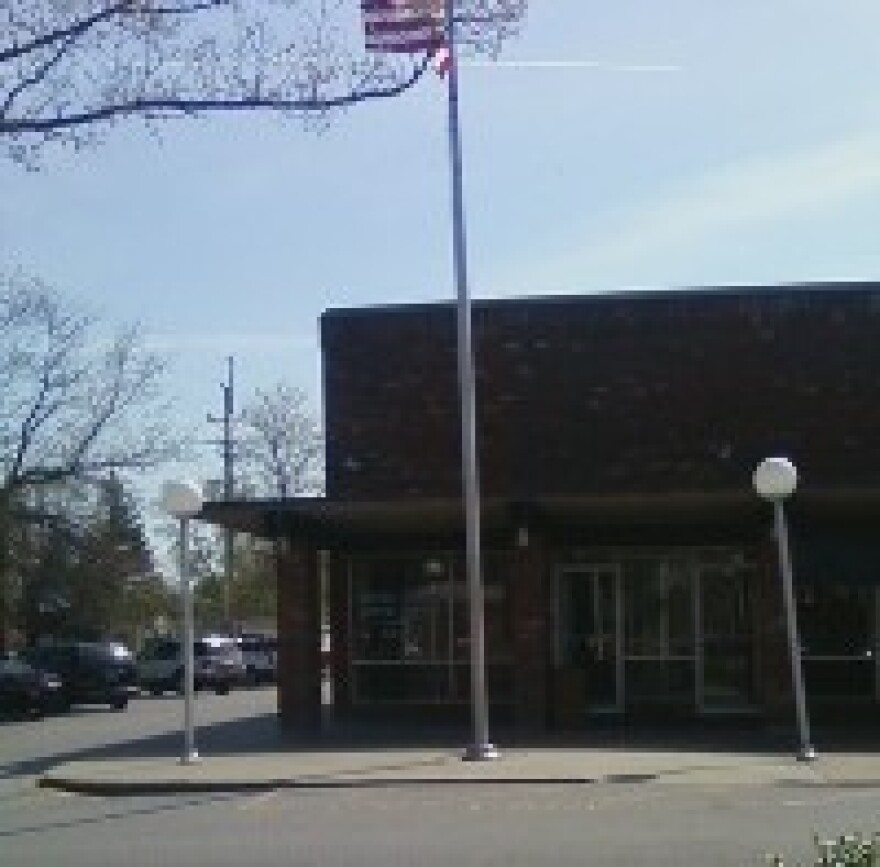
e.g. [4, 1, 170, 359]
[797, 745, 817, 762]
[462, 743, 501, 762]
[180, 750, 201, 766]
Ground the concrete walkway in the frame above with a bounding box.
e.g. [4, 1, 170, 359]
[38, 747, 880, 796]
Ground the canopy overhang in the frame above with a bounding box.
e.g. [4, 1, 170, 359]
[200, 487, 880, 553]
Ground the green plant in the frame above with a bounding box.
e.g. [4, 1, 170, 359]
[768, 833, 880, 866]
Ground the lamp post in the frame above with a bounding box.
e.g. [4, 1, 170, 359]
[753, 458, 817, 762]
[161, 480, 204, 765]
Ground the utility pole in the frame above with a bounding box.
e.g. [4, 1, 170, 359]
[207, 356, 236, 632]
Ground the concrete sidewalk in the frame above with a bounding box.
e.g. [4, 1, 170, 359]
[38, 747, 880, 796]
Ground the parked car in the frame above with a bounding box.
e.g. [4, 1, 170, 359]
[236, 633, 277, 685]
[0, 652, 66, 718]
[26, 642, 137, 710]
[195, 637, 246, 694]
[136, 638, 182, 695]
[137, 636, 246, 696]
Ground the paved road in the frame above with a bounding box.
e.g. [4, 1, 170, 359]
[2, 691, 879, 866]
[4, 773, 879, 866]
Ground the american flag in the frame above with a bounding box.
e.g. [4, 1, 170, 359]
[361, 0, 446, 54]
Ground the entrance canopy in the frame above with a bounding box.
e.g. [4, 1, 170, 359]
[200, 488, 880, 551]
[201, 491, 754, 545]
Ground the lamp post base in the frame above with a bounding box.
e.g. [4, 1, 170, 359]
[462, 743, 500, 762]
[180, 750, 200, 766]
[797, 746, 817, 762]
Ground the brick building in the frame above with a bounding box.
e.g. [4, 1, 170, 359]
[206, 282, 880, 733]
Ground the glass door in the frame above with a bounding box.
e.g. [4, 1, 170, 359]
[557, 566, 622, 713]
[697, 564, 754, 711]
[623, 558, 696, 708]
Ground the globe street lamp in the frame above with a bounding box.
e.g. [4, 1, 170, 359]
[161, 480, 204, 765]
[753, 458, 816, 762]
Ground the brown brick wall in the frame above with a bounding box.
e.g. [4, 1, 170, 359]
[321, 284, 880, 501]
[510, 537, 551, 731]
[276, 541, 322, 731]
[752, 530, 796, 717]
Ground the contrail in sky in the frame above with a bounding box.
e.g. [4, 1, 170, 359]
[465, 59, 683, 73]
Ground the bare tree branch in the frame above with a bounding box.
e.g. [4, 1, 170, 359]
[1, 3, 126, 65]
[237, 382, 323, 498]
[3, 54, 432, 133]
[1, 272, 181, 496]
[2, 34, 77, 117]
[1, 0, 527, 165]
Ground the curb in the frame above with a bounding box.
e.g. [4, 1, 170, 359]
[37, 771, 663, 797]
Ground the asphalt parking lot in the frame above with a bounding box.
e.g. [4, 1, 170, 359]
[0, 685, 283, 783]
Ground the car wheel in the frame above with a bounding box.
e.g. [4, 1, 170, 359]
[214, 683, 230, 696]
[111, 696, 129, 711]
[149, 686, 163, 697]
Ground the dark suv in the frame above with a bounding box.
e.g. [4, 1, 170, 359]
[27, 642, 137, 710]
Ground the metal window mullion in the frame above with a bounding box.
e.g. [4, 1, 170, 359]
[347, 555, 355, 705]
[615, 565, 624, 712]
[695, 566, 704, 712]
[448, 552, 455, 701]
[876, 587, 880, 701]
[553, 567, 562, 666]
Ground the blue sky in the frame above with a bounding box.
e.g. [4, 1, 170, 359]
[3, 0, 880, 500]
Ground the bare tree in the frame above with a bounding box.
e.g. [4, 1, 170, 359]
[0, 271, 180, 646]
[239, 382, 323, 498]
[2, 0, 527, 166]
[0, 272, 179, 495]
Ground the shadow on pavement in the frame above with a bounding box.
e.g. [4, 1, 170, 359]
[3, 703, 878, 782]
[0, 707, 285, 780]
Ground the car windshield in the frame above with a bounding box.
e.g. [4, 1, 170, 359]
[194, 641, 234, 659]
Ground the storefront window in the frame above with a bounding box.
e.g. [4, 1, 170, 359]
[624, 558, 695, 706]
[700, 568, 753, 709]
[452, 553, 512, 664]
[352, 562, 406, 661]
[557, 549, 755, 714]
[624, 559, 694, 657]
[798, 583, 873, 657]
[797, 583, 877, 700]
[350, 553, 511, 704]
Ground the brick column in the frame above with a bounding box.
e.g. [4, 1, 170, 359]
[276, 539, 322, 732]
[752, 531, 796, 719]
[510, 535, 549, 733]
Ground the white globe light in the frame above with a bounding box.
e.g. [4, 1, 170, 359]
[753, 457, 798, 501]
[160, 480, 204, 518]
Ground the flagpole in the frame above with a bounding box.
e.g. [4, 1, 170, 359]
[444, 0, 498, 762]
